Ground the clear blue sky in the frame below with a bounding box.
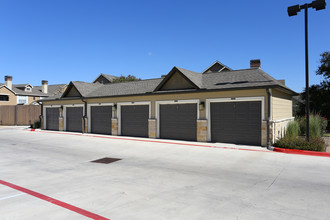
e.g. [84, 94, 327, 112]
[0, 0, 329, 92]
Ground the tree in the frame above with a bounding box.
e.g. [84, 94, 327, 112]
[112, 75, 141, 83]
[297, 51, 330, 130]
[316, 51, 330, 82]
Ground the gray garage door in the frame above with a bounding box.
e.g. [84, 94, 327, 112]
[46, 108, 59, 130]
[91, 106, 112, 135]
[160, 103, 197, 141]
[66, 107, 83, 132]
[121, 105, 148, 137]
[211, 101, 261, 146]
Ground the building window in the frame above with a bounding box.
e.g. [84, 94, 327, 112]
[0, 95, 9, 101]
[25, 87, 31, 92]
[17, 96, 28, 104]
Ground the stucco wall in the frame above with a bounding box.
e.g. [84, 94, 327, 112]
[28, 96, 41, 104]
[0, 87, 17, 105]
[43, 88, 269, 120]
[272, 89, 292, 120]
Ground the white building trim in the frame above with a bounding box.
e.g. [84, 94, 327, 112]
[117, 101, 151, 136]
[17, 95, 28, 105]
[63, 104, 84, 131]
[205, 96, 265, 142]
[270, 117, 295, 123]
[87, 103, 114, 133]
[155, 99, 200, 138]
[43, 105, 61, 130]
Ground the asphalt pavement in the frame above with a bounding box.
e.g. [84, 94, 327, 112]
[0, 126, 329, 220]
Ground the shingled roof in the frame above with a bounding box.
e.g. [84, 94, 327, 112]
[93, 73, 118, 84]
[0, 83, 67, 97]
[45, 65, 296, 101]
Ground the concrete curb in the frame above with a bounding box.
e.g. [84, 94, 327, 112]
[273, 147, 330, 158]
[29, 129, 270, 153]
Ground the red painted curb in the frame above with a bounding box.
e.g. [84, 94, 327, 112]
[0, 180, 110, 220]
[30, 129, 35, 131]
[273, 147, 330, 157]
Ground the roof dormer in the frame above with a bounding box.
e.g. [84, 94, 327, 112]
[202, 61, 232, 74]
[25, 85, 33, 92]
[93, 74, 118, 84]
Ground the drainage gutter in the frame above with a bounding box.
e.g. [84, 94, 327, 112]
[266, 88, 272, 148]
[40, 102, 43, 128]
[80, 97, 88, 134]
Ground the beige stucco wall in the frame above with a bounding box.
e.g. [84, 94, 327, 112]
[42, 88, 269, 120]
[272, 89, 292, 121]
[0, 87, 17, 105]
[28, 96, 41, 104]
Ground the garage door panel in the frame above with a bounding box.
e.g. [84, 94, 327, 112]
[121, 105, 148, 138]
[160, 103, 197, 141]
[66, 107, 83, 132]
[46, 108, 59, 130]
[211, 101, 261, 146]
[91, 106, 112, 135]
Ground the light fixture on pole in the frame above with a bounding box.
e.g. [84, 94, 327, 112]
[287, 0, 326, 141]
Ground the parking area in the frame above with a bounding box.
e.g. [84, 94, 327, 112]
[1, 127, 330, 220]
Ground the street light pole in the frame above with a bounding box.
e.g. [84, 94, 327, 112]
[287, 0, 326, 142]
[304, 4, 310, 141]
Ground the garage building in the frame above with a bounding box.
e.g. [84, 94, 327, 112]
[41, 60, 296, 146]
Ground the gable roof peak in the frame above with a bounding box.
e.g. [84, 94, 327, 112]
[153, 66, 202, 92]
[93, 73, 118, 84]
[202, 61, 232, 74]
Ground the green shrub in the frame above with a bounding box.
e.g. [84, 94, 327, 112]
[309, 116, 321, 138]
[320, 116, 328, 135]
[298, 114, 328, 137]
[299, 116, 306, 135]
[273, 137, 325, 152]
[285, 120, 300, 139]
[30, 120, 41, 129]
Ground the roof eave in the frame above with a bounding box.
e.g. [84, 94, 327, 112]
[0, 85, 17, 95]
[41, 85, 298, 102]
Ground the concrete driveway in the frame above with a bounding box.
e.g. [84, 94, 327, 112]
[0, 126, 330, 220]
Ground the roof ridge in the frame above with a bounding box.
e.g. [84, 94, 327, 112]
[101, 77, 163, 86]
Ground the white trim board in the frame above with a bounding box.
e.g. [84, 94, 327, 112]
[87, 103, 114, 133]
[155, 99, 200, 139]
[205, 96, 265, 142]
[117, 101, 151, 136]
[43, 105, 61, 130]
[63, 104, 84, 131]
[271, 117, 295, 123]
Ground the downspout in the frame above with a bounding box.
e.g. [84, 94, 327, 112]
[266, 88, 272, 148]
[40, 101, 43, 129]
[81, 97, 87, 134]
